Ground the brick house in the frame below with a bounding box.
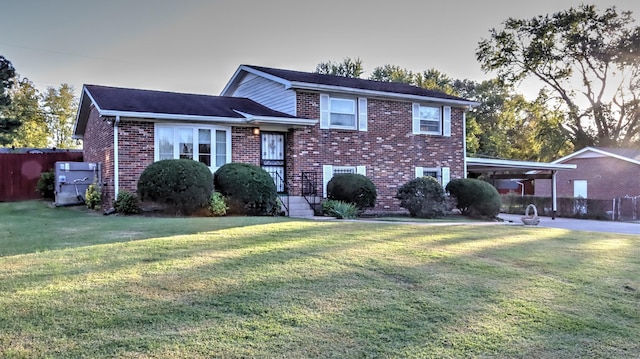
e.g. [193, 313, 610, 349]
[73, 64, 477, 214]
[535, 147, 640, 200]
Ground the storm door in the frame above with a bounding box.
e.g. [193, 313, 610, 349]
[261, 132, 286, 193]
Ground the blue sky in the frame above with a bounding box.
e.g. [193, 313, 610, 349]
[2, 0, 639, 99]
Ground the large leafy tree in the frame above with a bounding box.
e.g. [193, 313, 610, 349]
[43, 84, 78, 149]
[477, 4, 640, 149]
[8, 78, 49, 148]
[315, 57, 364, 78]
[0, 55, 20, 146]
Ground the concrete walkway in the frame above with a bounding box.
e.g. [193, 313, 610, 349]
[497, 213, 640, 236]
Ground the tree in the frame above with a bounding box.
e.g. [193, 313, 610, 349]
[477, 4, 640, 149]
[369, 64, 414, 83]
[8, 78, 48, 148]
[43, 84, 78, 149]
[315, 57, 364, 78]
[0, 55, 20, 146]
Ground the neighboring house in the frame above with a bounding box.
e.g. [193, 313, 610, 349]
[73, 64, 478, 214]
[535, 147, 640, 200]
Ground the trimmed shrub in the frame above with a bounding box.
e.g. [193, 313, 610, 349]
[327, 173, 377, 210]
[209, 192, 228, 217]
[137, 159, 214, 215]
[446, 178, 501, 218]
[214, 162, 277, 215]
[36, 170, 55, 200]
[322, 199, 358, 219]
[85, 182, 102, 210]
[396, 176, 447, 218]
[115, 190, 140, 215]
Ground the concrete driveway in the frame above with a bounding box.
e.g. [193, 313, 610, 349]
[498, 213, 640, 236]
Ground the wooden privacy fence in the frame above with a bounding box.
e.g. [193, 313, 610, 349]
[0, 151, 83, 202]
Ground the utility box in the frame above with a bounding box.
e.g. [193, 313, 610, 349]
[54, 161, 100, 206]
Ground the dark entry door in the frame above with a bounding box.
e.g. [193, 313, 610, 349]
[261, 132, 286, 193]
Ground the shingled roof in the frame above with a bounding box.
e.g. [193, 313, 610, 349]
[82, 84, 297, 118]
[74, 85, 311, 138]
[224, 65, 477, 106]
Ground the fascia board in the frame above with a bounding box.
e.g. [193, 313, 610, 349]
[289, 81, 480, 107]
[220, 65, 292, 95]
[98, 110, 248, 124]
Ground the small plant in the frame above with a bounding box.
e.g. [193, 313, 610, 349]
[85, 182, 102, 210]
[115, 190, 140, 215]
[209, 192, 228, 217]
[322, 199, 358, 219]
[36, 170, 55, 200]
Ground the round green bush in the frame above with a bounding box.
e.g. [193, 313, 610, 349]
[445, 178, 501, 218]
[396, 176, 447, 218]
[214, 162, 277, 215]
[137, 159, 213, 215]
[327, 173, 377, 210]
[115, 189, 140, 215]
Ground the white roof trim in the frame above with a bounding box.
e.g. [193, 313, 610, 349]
[466, 157, 576, 171]
[233, 110, 317, 126]
[289, 81, 479, 107]
[552, 146, 640, 166]
[98, 109, 248, 124]
[221, 65, 292, 95]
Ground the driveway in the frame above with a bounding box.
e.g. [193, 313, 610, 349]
[498, 213, 640, 236]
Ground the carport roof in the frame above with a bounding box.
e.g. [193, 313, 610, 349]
[466, 157, 576, 173]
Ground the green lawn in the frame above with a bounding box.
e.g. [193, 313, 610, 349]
[1, 201, 639, 358]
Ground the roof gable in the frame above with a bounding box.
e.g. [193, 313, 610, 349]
[552, 146, 640, 166]
[222, 65, 478, 107]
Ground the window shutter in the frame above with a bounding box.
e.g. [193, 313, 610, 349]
[443, 106, 451, 137]
[356, 166, 366, 176]
[320, 94, 330, 129]
[358, 97, 367, 132]
[322, 165, 333, 198]
[412, 103, 421, 134]
[415, 167, 424, 178]
[441, 167, 450, 189]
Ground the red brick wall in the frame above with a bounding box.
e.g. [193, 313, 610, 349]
[232, 127, 260, 165]
[290, 91, 466, 212]
[117, 120, 154, 197]
[82, 105, 115, 205]
[535, 157, 640, 200]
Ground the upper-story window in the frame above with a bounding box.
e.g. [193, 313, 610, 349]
[155, 124, 231, 172]
[320, 94, 367, 131]
[412, 103, 451, 136]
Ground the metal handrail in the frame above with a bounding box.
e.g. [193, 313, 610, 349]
[267, 170, 290, 216]
[301, 171, 321, 215]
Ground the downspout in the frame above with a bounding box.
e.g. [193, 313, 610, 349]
[113, 115, 120, 200]
[551, 170, 557, 220]
[462, 111, 467, 178]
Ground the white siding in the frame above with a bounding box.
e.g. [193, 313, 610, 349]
[232, 73, 297, 115]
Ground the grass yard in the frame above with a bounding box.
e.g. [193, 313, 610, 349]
[1, 201, 639, 358]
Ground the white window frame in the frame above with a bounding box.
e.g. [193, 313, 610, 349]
[412, 104, 451, 136]
[154, 124, 232, 172]
[415, 166, 450, 189]
[320, 94, 367, 131]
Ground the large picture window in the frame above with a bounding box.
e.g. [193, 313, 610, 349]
[155, 124, 231, 171]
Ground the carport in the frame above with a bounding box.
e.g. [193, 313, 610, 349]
[465, 157, 576, 219]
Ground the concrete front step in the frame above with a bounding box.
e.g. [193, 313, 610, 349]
[279, 196, 320, 217]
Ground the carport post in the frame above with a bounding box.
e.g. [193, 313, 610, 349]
[551, 170, 557, 220]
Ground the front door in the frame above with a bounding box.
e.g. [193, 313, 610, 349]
[261, 132, 286, 193]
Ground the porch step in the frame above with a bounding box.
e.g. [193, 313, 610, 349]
[280, 196, 319, 217]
